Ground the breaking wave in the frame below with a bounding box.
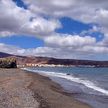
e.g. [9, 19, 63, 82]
[23, 68, 108, 96]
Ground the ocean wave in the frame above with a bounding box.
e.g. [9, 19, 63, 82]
[23, 68, 108, 96]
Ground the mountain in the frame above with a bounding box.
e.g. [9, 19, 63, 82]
[0, 52, 13, 58]
[0, 52, 108, 67]
[16, 56, 108, 67]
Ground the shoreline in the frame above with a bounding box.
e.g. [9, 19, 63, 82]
[25, 69, 92, 108]
[0, 68, 91, 108]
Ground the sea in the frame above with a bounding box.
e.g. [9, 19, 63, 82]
[24, 67, 108, 108]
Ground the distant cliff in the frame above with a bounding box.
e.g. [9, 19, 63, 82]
[16, 56, 108, 67]
[0, 52, 108, 67]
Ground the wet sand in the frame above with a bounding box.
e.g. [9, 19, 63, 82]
[0, 69, 91, 108]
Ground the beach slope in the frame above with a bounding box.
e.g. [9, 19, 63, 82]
[0, 69, 91, 108]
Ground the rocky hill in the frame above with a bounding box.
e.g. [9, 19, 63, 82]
[0, 52, 13, 58]
[16, 56, 108, 67]
[0, 57, 17, 68]
[0, 52, 108, 67]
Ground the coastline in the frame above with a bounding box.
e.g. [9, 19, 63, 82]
[0, 68, 91, 108]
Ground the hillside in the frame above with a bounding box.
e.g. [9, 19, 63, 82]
[0, 52, 13, 58]
[16, 56, 108, 67]
[0, 52, 108, 67]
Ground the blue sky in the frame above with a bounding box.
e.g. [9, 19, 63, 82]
[0, 0, 102, 48]
[0, 0, 108, 60]
[56, 17, 92, 34]
[13, 0, 27, 9]
[0, 36, 44, 49]
[0, 17, 103, 48]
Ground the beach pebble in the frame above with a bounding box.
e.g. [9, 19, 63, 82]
[0, 69, 39, 108]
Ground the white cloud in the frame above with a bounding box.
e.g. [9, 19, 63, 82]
[1, 0, 108, 38]
[0, 0, 108, 60]
[44, 34, 96, 47]
[0, 42, 108, 60]
[0, 0, 61, 37]
[43, 33, 108, 55]
[0, 0, 31, 36]
[0, 43, 24, 54]
[23, 0, 108, 35]
[21, 17, 61, 36]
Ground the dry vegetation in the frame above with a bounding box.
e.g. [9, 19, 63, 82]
[0, 58, 17, 68]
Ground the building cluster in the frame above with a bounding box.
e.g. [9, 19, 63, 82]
[17, 63, 73, 68]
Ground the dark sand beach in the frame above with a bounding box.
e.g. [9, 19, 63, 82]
[0, 69, 91, 108]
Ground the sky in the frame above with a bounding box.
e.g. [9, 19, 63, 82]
[0, 0, 108, 60]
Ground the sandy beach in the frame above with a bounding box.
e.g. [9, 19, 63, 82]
[0, 69, 91, 108]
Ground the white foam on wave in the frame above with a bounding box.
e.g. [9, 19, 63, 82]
[23, 68, 108, 96]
